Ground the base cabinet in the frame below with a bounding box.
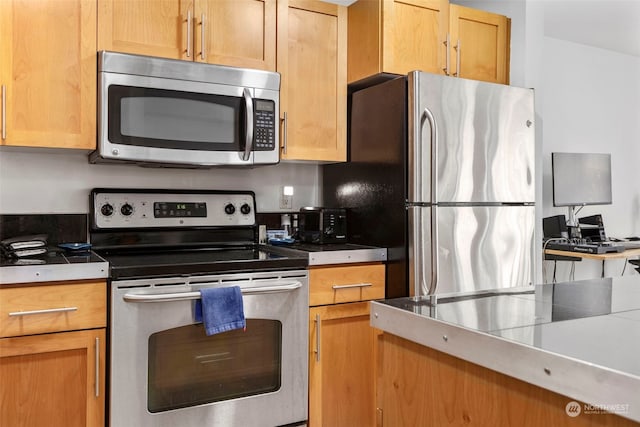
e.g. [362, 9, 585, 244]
[0, 280, 106, 427]
[309, 302, 379, 427]
[378, 333, 639, 427]
[0, 329, 106, 427]
[308, 263, 385, 427]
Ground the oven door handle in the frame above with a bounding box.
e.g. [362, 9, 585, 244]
[122, 281, 302, 303]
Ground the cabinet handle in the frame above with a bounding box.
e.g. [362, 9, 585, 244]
[1, 85, 6, 140]
[454, 39, 461, 77]
[200, 14, 206, 60]
[8, 306, 78, 316]
[95, 337, 100, 397]
[331, 282, 372, 290]
[281, 111, 288, 155]
[442, 34, 450, 75]
[186, 10, 192, 58]
[314, 313, 321, 362]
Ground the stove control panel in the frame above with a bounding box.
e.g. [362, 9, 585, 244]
[92, 190, 256, 229]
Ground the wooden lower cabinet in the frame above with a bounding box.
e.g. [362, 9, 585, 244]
[0, 328, 106, 427]
[309, 301, 380, 427]
[378, 333, 639, 427]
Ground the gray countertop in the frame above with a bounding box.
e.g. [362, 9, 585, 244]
[371, 276, 640, 423]
[0, 250, 109, 285]
[265, 243, 387, 266]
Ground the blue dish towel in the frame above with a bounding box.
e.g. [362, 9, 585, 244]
[194, 286, 246, 336]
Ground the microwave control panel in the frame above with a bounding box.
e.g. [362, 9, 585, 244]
[254, 99, 276, 151]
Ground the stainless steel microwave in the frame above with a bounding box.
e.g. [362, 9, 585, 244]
[90, 51, 280, 167]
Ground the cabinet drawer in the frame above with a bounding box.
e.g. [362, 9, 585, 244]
[0, 281, 106, 338]
[309, 264, 385, 306]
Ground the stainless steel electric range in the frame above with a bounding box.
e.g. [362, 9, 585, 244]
[89, 188, 309, 427]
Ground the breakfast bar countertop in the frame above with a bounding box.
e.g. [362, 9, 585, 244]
[371, 276, 640, 423]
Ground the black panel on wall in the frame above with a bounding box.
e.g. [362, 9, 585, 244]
[0, 214, 88, 245]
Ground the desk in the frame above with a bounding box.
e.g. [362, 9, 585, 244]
[544, 247, 640, 279]
[544, 247, 640, 261]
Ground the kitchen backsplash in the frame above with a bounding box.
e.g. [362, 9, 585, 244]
[0, 214, 87, 244]
[0, 148, 320, 214]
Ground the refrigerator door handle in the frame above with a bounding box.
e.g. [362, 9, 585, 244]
[420, 107, 439, 296]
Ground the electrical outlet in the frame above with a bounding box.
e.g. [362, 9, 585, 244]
[280, 194, 293, 210]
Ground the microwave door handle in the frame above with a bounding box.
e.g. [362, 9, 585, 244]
[241, 88, 254, 161]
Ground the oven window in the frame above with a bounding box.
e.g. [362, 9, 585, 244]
[108, 85, 243, 151]
[147, 319, 282, 413]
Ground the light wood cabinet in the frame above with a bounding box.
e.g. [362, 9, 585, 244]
[0, 280, 106, 427]
[97, 0, 276, 71]
[0, 0, 96, 149]
[347, 0, 510, 85]
[449, 4, 510, 84]
[309, 301, 380, 427]
[348, 0, 449, 83]
[309, 263, 385, 306]
[277, 0, 347, 162]
[378, 333, 639, 427]
[308, 263, 384, 427]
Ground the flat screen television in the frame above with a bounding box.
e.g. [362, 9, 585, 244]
[552, 152, 612, 207]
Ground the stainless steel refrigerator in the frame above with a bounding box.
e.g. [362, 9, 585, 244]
[323, 71, 535, 298]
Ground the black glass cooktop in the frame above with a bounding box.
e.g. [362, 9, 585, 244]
[97, 246, 308, 280]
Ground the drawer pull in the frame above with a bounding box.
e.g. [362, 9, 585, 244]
[8, 306, 78, 317]
[332, 283, 373, 290]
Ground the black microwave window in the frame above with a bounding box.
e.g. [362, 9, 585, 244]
[108, 85, 243, 151]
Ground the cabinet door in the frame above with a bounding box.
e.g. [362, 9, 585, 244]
[0, 0, 96, 149]
[0, 329, 106, 427]
[277, 0, 347, 162]
[195, 0, 276, 70]
[309, 302, 378, 427]
[98, 0, 190, 59]
[449, 4, 510, 84]
[382, 0, 449, 77]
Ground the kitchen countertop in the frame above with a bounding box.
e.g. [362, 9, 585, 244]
[0, 249, 109, 285]
[265, 242, 387, 265]
[371, 276, 640, 423]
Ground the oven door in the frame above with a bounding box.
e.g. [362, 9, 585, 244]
[109, 270, 308, 427]
[95, 72, 279, 167]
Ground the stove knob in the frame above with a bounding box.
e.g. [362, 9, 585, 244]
[224, 203, 236, 215]
[100, 203, 114, 217]
[240, 203, 252, 215]
[121, 203, 134, 216]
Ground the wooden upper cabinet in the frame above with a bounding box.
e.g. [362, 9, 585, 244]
[195, 0, 276, 70]
[98, 0, 276, 71]
[0, 0, 96, 149]
[97, 0, 188, 60]
[277, 0, 347, 162]
[449, 4, 510, 84]
[348, 0, 450, 83]
[347, 0, 510, 85]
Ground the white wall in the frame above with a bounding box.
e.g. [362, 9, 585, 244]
[540, 37, 640, 281]
[0, 148, 320, 214]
